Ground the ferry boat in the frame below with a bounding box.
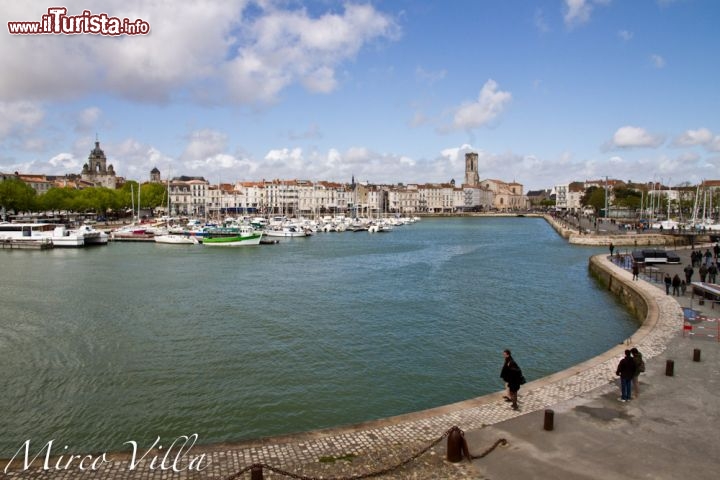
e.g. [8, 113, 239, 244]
[0, 222, 84, 247]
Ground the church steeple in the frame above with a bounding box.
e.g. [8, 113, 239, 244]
[464, 152, 479, 187]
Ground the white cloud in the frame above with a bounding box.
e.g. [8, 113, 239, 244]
[610, 126, 665, 149]
[48, 152, 80, 170]
[563, 0, 610, 28]
[618, 30, 633, 41]
[0, 1, 398, 105]
[0, 101, 44, 139]
[301, 67, 337, 94]
[265, 147, 304, 168]
[672, 128, 720, 153]
[181, 129, 228, 163]
[650, 54, 666, 68]
[563, 0, 592, 28]
[448, 80, 512, 131]
[219, 2, 399, 104]
[710, 137, 720, 153]
[76, 107, 102, 133]
[673, 128, 713, 147]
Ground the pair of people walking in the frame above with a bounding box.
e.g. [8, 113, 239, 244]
[616, 348, 644, 401]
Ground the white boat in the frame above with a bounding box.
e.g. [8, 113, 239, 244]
[154, 233, 199, 245]
[263, 225, 308, 237]
[49, 225, 86, 246]
[73, 224, 109, 245]
[0, 222, 84, 247]
[110, 225, 155, 241]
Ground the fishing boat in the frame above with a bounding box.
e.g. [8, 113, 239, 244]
[202, 225, 262, 247]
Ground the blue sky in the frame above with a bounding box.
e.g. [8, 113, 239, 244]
[1, 0, 719, 191]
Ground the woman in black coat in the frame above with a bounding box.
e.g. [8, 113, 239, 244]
[501, 349, 524, 410]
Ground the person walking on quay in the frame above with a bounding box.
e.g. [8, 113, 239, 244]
[672, 274, 681, 296]
[664, 273, 672, 295]
[616, 349, 637, 402]
[714, 243, 720, 261]
[609, 242, 615, 257]
[630, 347, 645, 399]
[500, 349, 524, 411]
[632, 262, 639, 280]
[710, 263, 718, 284]
[699, 264, 708, 283]
[705, 249, 713, 266]
[692, 251, 700, 268]
[684, 264, 694, 284]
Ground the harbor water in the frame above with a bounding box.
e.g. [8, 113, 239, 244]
[0, 217, 638, 456]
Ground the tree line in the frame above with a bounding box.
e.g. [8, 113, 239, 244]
[0, 179, 167, 220]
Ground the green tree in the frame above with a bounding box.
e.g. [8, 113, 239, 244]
[39, 187, 78, 213]
[140, 183, 167, 210]
[612, 187, 642, 210]
[0, 178, 37, 216]
[581, 186, 607, 213]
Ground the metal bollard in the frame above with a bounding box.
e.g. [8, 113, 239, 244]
[665, 359, 674, 376]
[693, 349, 701, 362]
[250, 465, 264, 480]
[543, 409, 554, 431]
[446, 427, 464, 462]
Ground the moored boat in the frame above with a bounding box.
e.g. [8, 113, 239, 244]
[154, 233, 199, 245]
[73, 224, 109, 245]
[0, 222, 84, 247]
[202, 225, 262, 247]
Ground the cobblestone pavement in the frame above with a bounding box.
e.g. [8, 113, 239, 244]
[3, 244, 701, 480]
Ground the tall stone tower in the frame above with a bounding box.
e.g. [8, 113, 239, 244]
[464, 152, 479, 186]
[150, 167, 161, 183]
[81, 138, 117, 188]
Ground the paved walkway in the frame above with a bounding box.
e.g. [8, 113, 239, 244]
[3, 245, 718, 480]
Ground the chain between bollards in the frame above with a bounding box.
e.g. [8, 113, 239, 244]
[224, 426, 507, 480]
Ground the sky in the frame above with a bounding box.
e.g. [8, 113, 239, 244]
[1, 0, 719, 191]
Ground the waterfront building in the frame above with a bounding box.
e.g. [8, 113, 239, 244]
[4, 147, 533, 217]
[481, 178, 526, 211]
[417, 183, 455, 213]
[168, 176, 209, 217]
[554, 182, 584, 213]
[388, 184, 419, 213]
[13, 174, 53, 195]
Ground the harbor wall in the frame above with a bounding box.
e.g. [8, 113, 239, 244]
[588, 254, 649, 321]
[542, 214, 688, 247]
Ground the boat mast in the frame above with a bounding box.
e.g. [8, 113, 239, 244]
[130, 183, 135, 223]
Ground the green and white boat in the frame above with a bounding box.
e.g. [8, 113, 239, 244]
[202, 225, 262, 247]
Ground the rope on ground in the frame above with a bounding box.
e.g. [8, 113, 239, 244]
[223, 426, 507, 480]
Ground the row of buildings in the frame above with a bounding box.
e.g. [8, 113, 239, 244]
[3, 142, 531, 217]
